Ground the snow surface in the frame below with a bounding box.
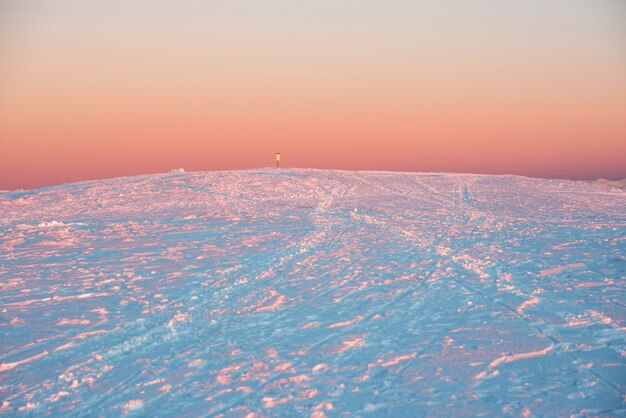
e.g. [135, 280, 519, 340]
[0, 168, 625, 416]
[593, 179, 626, 191]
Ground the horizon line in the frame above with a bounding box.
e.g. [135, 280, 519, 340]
[2, 167, 624, 193]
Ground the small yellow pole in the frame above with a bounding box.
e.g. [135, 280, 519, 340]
[275, 152, 281, 169]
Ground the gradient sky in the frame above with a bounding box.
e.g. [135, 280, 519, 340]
[1, 0, 625, 190]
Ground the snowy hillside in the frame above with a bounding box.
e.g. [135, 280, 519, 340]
[1, 169, 625, 416]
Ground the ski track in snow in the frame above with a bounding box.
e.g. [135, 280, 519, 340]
[0, 168, 625, 416]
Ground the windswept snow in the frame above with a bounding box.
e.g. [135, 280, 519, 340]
[593, 178, 626, 190]
[0, 168, 625, 416]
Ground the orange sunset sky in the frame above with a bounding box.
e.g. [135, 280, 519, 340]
[1, 1, 625, 190]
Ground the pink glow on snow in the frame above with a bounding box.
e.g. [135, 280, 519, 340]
[488, 345, 554, 369]
[216, 374, 232, 386]
[262, 396, 291, 408]
[187, 359, 205, 368]
[313, 401, 334, 411]
[329, 335, 365, 354]
[538, 263, 585, 277]
[298, 388, 319, 399]
[380, 353, 416, 367]
[54, 292, 111, 301]
[272, 362, 294, 373]
[204, 388, 233, 401]
[73, 329, 108, 340]
[328, 315, 363, 328]
[56, 318, 91, 326]
[167, 312, 190, 328]
[516, 296, 541, 314]
[143, 378, 166, 386]
[255, 293, 286, 312]
[46, 391, 71, 403]
[0, 350, 50, 372]
[475, 345, 554, 380]
[300, 321, 320, 329]
[18, 402, 38, 412]
[312, 364, 329, 373]
[122, 399, 143, 414]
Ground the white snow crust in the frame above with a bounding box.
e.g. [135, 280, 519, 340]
[0, 168, 624, 416]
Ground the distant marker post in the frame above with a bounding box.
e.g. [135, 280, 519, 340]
[275, 152, 280, 169]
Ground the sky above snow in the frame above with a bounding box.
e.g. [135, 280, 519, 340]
[1, 1, 625, 189]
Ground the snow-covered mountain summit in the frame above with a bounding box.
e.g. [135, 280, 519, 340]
[1, 169, 624, 416]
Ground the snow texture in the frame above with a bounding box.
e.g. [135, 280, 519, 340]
[0, 168, 625, 416]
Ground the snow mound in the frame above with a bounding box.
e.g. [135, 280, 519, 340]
[0, 169, 624, 416]
[593, 178, 626, 190]
[36, 220, 68, 228]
